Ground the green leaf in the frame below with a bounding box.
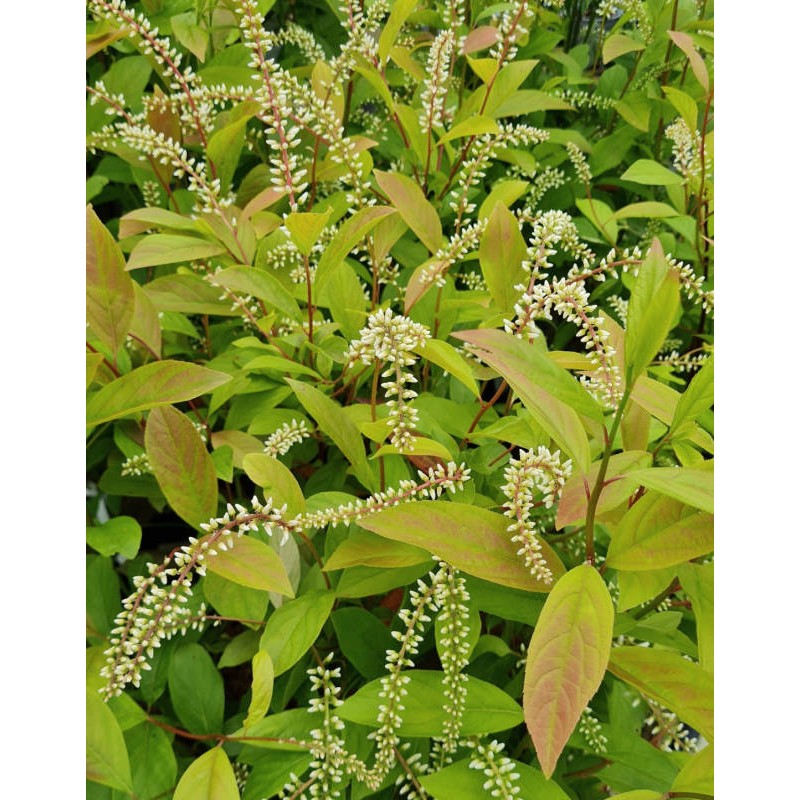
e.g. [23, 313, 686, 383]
[86, 516, 141, 559]
[325, 527, 430, 570]
[218, 629, 260, 668]
[413, 338, 480, 397]
[359, 501, 565, 592]
[421, 758, 570, 800]
[173, 747, 239, 800]
[331, 607, 396, 680]
[478, 203, 528, 315]
[87, 352, 105, 388]
[625, 240, 681, 382]
[86, 692, 133, 793]
[575, 197, 618, 245]
[614, 201, 680, 220]
[144, 273, 239, 316]
[621, 159, 684, 186]
[453, 329, 601, 473]
[244, 649, 275, 729]
[126, 234, 228, 270]
[87, 360, 231, 427]
[207, 112, 254, 195]
[625, 466, 713, 513]
[439, 115, 499, 144]
[171, 11, 209, 61]
[523, 565, 614, 777]
[602, 33, 645, 63]
[616, 567, 676, 612]
[205, 535, 295, 596]
[314, 206, 397, 290]
[608, 646, 713, 740]
[338, 670, 523, 736]
[145, 405, 218, 528]
[125, 723, 177, 800]
[677, 562, 713, 672]
[378, 0, 418, 63]
[671, 744, 713, 794]
[663, 85, 698, 129]
[670, 355, 713, 439]
[168, 643, 225, 735]
[606, 492, 713, 570]
[374, 170, 442, 253]
[336, 563, 429, 598]
[284, 208, 334, 256]
[243, 453, 306, 517]
[86, 205, 134, 359]
[374, 438, 452, 459]
[492, 89, 572, 117]
[211, 266, 303, 321]
[203, 571, 270, 626]
[260, 590, 336, 675]
[286, 378, 375, 490]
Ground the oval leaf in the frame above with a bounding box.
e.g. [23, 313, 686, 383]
[86, 692, 133, 792]
[243, 453, 306, 517]
[87, 360, 231, 427]
[168, 643, 225, 735]
[173, 747, 239, 800]
[244, 648, 275, 729]
[145, 405, 218, 528]
[621, 159, 684, 186]
[205, 534, 295, 596]
[126, 233, 227, 270]
[479, 203, 528, 314]
[608, 646, 713, 740]
[374, 170, 442, 253]
[625, 466, 713, 513]
[523, 565, 614, 778]
[211, 266, 302, 321]
[359, 501, 565, 592]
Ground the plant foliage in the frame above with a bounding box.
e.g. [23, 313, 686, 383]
[86, 0, 714, 796]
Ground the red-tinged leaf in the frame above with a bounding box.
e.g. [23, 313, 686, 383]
[210, 266, 302, 321]
[374, 170, 442, 253]
[359, 501, 565, 592]
[677, 563, 713, 672]
[86, 205, 134, 358]
[118, 208, 198, 239]
[173, 747, 239, 800]
[523, 565, 614, 777]
[86, 360, 231, 427]
[556, 450, 651, 529]
[608, 647, 713, 740]
[145, 406, 218, 528]
[668, 30, 710, 91]
[144, 273, 240, 317]
[206, 535, 295, 596]
[241, 185, 288, 220]
[126, 233, 228, 270]
[606, 492, 713, 570]
[129, 282, 162, 357]
[463, 25, 500, 54]
[453, 329, 601, 473]
[479, 203, 527, 314]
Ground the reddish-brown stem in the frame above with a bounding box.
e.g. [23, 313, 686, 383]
[146, 716, 310, 747]
[460, 379, 508, 447]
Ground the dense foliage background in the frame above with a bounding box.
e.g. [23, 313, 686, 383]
[86, 0, 714, 798]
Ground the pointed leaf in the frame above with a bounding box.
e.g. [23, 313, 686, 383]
[86, 692, 133, 792]
[614, 201, 680, 220]
[608, 646, 713, 740]
[206, 535, 295, 596]
[626, 466, 713, 513]
[168, 643, 225, 735]
[374, 170, 442, 253]
[144, 273, 239, 316]
[243, 453, 306, 517]
[621, 159, 684, 186]
[523, 565, 614, 777]
[439, 115, 499, 144]
[286, 378, 375, 490]
[260, 590, 336, 675]
[625, 240, 681, 382]
[173, 747, 239, 800]
[211, 266, 302, 321]
[670, 355, 713, 438]
[668, 30, 709, 91]
[325, 527, 430, 570]
[244, 649, 275, 729]
[359, 501, 565, 592]
[130, 282, 162, 356]
[126, 234, 227, 270]
[145, 405, 218, 528]
[607, 492, 713, 570]
[413, 338, 480, 397]
[479, 203, 527, 314]
[677, 563, 713, 672]
[603, 33, 645, 63]
[671, 744, 713, 794]
[86, 205, 134, 358]
[378, 0, 418, 63]
[284, 208, 333, 256]
[87, 361, 231, 427]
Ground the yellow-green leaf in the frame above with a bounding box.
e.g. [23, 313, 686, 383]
[523, 565, 614, 777]
[614, 201, 680, 220]
[284, 208, 333, 256]
[602, 33, 645, 63]
[126, 234, 227, 270]
[413, 338, 480, 397]
[616, 567, 677, 612]
[478, 204, 528, 314]
[243, 453, 306, 517]
[663, 85, 698, 129]
[173, 747, 239, 800]
[205, 535, 295, 596]
[621, 159, 684, 186]
[373, 437, 452, 459]
[145, 405, 218, 529]
[677, 562, 713, 672]
[625, 466, 713, 513]
[378, 0, 418, 63]
[575, 197, 618, 245]
[86, 205, 134, 359]
[608, 646, 713, 740]
[87, 360, 231, 427]
[211, 266, 302, 321]
[244, 649, 275, 729]
[671, 743, 713, 794]
[86, 692, 133, 792]
[359, 501, 565, 592]
[607, 492, 713, 570]
[374, 170, 442, 253]
[438, 115, 499, 144]
[325, 528, 430, 570]
[478, 179, 530, 221]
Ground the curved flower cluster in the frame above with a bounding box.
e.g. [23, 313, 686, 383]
[491, 0, 535, 64]
[419, 30, 456, 132]
[566, 141, 593, 185]
[433, 562, 472, 752]
[578, 706, 608, 753]
[264, 419, 312, 457]
[467, 739, 522, 798]
[419, 218, 487, 289]
[347, 310, 431, 451]
[501, 446, 572, 584]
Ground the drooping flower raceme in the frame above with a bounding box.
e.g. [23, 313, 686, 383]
[347, 309, 431, 452]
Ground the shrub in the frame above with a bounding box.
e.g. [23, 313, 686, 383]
[86, 0, 714, 797]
